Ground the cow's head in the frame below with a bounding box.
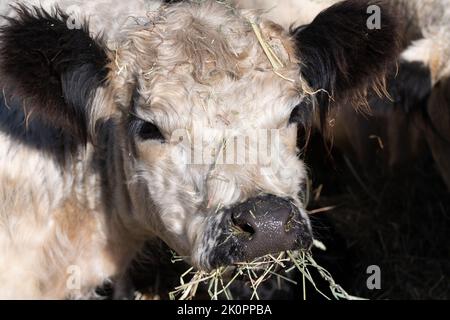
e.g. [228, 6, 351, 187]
[0, 0, 399, 270]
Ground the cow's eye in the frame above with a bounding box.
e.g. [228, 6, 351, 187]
[288, 102, 312, 125]
[139, 121, 164, 141]
[289, 105, 301, 124]
[129, 116, 165, 142]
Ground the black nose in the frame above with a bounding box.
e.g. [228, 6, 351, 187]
[229, 195, 313, 260]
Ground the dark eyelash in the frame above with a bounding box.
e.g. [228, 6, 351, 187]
[128, 115, 165, 141]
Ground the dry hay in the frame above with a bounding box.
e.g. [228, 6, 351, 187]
[168, 240, 364, 300]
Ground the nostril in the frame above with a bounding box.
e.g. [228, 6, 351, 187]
[284, 211, 300, 232]
[239, 221, 255, 235]
[231, 216, 255, 238]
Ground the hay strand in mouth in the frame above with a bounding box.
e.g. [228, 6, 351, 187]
[168, 242, 364, 300]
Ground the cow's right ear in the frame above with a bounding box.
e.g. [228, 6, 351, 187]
[0, 5, 110, 143]
[291, 0, 401, 126]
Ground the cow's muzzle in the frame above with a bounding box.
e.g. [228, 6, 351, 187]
[208, 194, 313, 269]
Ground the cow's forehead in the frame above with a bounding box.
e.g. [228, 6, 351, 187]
[136, 67, 303, 132]
[113, 1, 310, 130]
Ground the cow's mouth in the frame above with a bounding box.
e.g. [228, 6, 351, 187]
[201, 195, 313, 270]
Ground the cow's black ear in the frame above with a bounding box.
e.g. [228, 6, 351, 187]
[0, 5, 110, 143]
[291, 0, 400, 127]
